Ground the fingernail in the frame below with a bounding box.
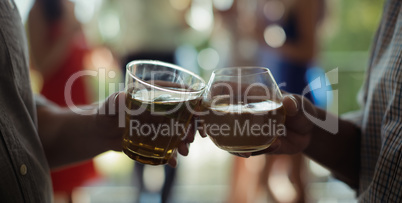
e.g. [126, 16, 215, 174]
[288, 95, 298, 111]
[113, 92, 120, 103]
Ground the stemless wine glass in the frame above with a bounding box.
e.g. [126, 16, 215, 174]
[200, 67, 285, 153]
[123, 60, 205, 165]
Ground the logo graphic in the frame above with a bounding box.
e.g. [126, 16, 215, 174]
[302, 68, 338, 134]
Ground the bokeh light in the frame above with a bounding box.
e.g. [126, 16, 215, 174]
[74, 0, 100, 24]
[213, 0, 234, 11]
[144, 166, 165, 192]
[197, 48, 220, 70]
[98, 11, 121, 40]
[94, 151, 133, 180]
[264, 24, 286, 48]
[186, 2, 214, 31]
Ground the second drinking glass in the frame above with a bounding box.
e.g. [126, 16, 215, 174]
[200, 67, 285, 153]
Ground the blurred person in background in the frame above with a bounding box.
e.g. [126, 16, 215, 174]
[27, 0, 100, 202]
[214, 0, 325, 202]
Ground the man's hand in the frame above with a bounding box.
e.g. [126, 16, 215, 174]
[205, 94, 317, 158]
[95, 92, 195, 168]
[225, 94, 361, 188]
[91, 92, 124, 152]
[250, 94, 317, 156]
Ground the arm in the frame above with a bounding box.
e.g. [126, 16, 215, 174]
[36, 93, 192, 169]
[303, 106, 361, 189]
[36, 93, 123, 169]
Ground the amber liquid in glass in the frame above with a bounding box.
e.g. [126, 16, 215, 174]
[201, 97, 285, 153]
[123, 90, 199, 165]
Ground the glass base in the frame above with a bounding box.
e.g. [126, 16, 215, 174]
[215, 137, 277, 153]
[123, 148, 168, 165]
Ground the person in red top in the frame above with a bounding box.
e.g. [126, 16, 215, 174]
[28, 0, 99, 200]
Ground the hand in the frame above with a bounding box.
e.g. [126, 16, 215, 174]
[92, 92, 124, 152]
[169, 119, 195, 167]
[229, 94, 318, 158]
[94, 92, 195, 167]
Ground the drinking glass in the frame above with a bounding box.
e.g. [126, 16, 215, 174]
[200, 67, 285, 153]
[123, 60, 205, 165]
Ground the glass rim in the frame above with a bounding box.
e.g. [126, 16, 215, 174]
[212, 66, 272, 77]
[126, 60, 206, 95]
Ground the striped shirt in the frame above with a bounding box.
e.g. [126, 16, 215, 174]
[355, 0, 401, 201]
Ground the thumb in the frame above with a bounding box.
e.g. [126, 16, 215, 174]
[283, 95, 299, 116]
[113, 91, 126, 114]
